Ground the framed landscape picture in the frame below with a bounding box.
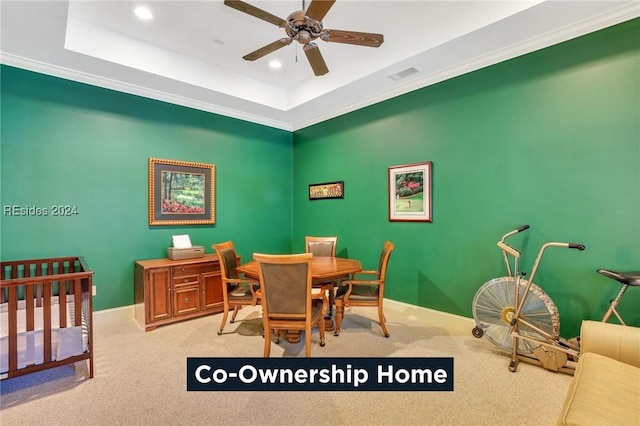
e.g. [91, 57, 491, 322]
[148, 158, 215, 226]
[388, 162, 432, 222]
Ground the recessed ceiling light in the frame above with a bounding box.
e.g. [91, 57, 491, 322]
[269, 60, 282, 69]
[134, 6, 153, 20]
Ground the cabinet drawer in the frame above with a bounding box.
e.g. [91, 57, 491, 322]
[173, 285, 200, 316]
[172, 262, 219, 276]
[173, 274, 199, 287]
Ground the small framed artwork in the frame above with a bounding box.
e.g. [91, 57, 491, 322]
[388, 162, 432, 222]
[148, 158, 215, 226]
[309, 181, 344, 200]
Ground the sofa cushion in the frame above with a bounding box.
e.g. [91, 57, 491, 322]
[557, 352, 640, 426]
[580, 320, 640, 368]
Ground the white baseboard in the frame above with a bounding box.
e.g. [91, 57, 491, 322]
[92, 299, 475, 328]
[384, 299, 475, 325]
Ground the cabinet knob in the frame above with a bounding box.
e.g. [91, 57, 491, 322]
[185, 297, 190, 303]
[184, 279, 189, 283]
[181, 267, 185, 272]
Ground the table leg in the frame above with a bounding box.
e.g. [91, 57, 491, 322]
[324, 316, 335, 332]
[325, 282, 336, 331]
[285, 330, 301, 343]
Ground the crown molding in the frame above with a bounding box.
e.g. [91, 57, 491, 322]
[2, 3, 637, 133]
[0, 53, 294, 132]
[290, 2, 640, 131]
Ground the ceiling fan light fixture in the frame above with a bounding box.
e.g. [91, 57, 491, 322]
[269, 60, 282, 69]
[224, 0, 383, 76]
[134, 6, 153, 21]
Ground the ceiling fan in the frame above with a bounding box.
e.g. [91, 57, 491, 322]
[223, 0, 384, 76]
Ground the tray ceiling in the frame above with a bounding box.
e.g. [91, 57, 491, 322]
[1, 1, 638, 130]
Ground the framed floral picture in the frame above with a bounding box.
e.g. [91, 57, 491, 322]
[388, 162, 432, 222]
[148, 158, 215, 226]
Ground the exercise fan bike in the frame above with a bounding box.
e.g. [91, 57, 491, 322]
[471, 225, 586, 374]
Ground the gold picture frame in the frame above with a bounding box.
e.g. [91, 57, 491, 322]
[148, 158, 215, 226]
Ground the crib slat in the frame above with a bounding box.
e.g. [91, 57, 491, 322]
[11, 263, 18, 279]
[59, 280, 67, 328]
[7, 286, 18, 373]
[25, 284, 35, 331]
[74, 279, 83, 326]
[36, 262, 43, 307]
[43, 283, 52, 364]
[22, 263, 32, 331]
[7, 263, 19, 309]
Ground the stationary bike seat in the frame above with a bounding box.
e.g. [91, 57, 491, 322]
[597, 269, 640, 286]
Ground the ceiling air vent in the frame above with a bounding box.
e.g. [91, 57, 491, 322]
[388, 67, 419, 81]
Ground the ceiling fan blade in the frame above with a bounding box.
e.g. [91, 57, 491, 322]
[243, 38, 292, 61]
[303, 43, 329, 76]
[224, 0, 286, 27]
[305, 0, 336, 22]
[323, 29, 384, 47]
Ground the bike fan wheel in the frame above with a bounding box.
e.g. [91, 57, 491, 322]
[472, 277, 560, 355]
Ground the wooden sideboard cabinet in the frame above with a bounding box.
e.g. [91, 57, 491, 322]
[134, 254, 225, 331]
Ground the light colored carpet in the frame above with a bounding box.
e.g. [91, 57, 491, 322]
[0, 300, 571, 425]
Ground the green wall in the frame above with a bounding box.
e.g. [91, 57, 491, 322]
[0, 67, 293, 311]
[292, 19, 640, 337]
[1, 19, 638, 337]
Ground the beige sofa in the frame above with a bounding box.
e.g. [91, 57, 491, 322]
[557, 320, 640, 426]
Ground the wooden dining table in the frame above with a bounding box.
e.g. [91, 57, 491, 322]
[237, 256, 362, 282]
[237, 256, 362, 342]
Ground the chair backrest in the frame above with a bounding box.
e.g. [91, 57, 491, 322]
[305, 236, 338, 257]
[212, 241, 239, 280]
[254, 253, 313, 318]
[377, 241, 395, 284]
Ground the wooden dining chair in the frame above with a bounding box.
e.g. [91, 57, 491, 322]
[254, 252, 327, 357]
[334, 241, 395, 338]
[305, 236, 339, 314]
[212, 241, 260, 335]
[305, 236, 338, 257]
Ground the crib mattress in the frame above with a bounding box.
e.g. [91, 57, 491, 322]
[0, 296, 89, 376]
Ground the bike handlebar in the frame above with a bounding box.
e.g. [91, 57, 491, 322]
[501, 224, 530, 243]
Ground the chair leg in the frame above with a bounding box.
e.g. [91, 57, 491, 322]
[264, 331, 271, 357]
[305, 327, 312, 358]
[319, 317, 326, 347]
[262, 318, 273, 357]
[334, 301, 344, 336]
[230, 305, 240, 323]
[378, 304, 389, 338]
[328, 283, 336, 316]
[217, 304, 229, 335]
